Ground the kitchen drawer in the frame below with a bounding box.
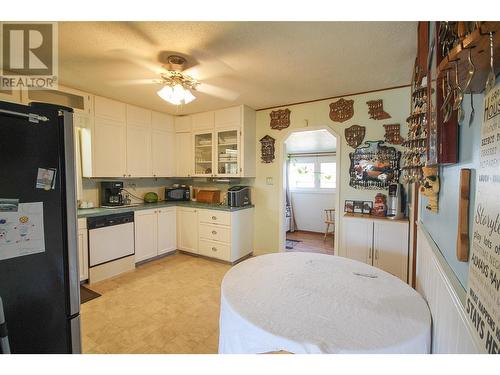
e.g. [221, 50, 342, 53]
[199, 224, 231, 243]
[199, 239, 230, 261]
[198, 209, 231, 226]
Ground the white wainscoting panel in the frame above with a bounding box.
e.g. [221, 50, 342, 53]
[416, 224, 483, 353]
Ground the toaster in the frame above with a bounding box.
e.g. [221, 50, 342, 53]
[227, 186, 251, 207]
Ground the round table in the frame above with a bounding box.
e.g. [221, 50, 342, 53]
[218, 252, 431, 354]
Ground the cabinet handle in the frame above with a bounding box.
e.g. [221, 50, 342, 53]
[212, 230, 217, 235]
[368, 248, 372, 260]
[212, 216, 217, 220]
[375, 249, 379, 260]
[211, 247, 217, 252]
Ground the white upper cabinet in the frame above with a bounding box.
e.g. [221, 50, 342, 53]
[152, 111, 174, 132]
[0, 88, 22, 104]
[126, 125, 152, 177]
[214, 106, 241, 129]
[175, 115, 192, 132]
[94, 96, 126, 122]
[126, 104, 151, 128]
[21, 85, 93, 115]
[126, 105, 152, 177]
[152, 129, 175, 177]
[175, 132, 193, 177]
[192, 111, 214, 131]
[92, 117, 127, 177]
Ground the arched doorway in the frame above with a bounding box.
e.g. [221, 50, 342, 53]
[277, 125, 342, 253]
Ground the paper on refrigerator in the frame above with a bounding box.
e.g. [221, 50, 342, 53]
[0, 201, 45, 261]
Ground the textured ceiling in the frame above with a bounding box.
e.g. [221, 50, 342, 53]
[286, 129, 337, 154]
[58, 22, 417, 115]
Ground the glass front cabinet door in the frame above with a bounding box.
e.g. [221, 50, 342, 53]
[216, 129, 240, 177]
[194, 132, 214, 176]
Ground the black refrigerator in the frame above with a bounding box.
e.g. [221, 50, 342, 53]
[0, 100, 81, 353]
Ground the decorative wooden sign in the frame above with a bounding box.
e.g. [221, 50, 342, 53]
[270, 109, 291, 130]
[366, 99, 391, 120]
[420, 165, 439, 212]
[345, 125, 365, 149]
[329, 98, 354, 123]
[456, 168, 471, 262]
[466, 83, 500, 354]
[259, 135, 276, 163]
[383, 123, 404, 145]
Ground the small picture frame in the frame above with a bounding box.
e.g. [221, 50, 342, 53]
[362, 201, 373, 214]
[353, 201, 363, 214]
[344, 200, 354, 213]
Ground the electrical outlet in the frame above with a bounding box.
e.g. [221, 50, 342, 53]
[266, 177, 273, 185]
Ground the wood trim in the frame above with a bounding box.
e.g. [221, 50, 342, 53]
[256, 84, 411, 111]
[411, 182, 419, 288]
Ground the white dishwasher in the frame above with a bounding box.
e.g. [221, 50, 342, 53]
[87, 212, 135, 283]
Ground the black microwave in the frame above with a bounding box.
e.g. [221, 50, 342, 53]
[165, 187, 190, 201]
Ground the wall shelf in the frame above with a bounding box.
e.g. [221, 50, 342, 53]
[437, 22, 500, 94]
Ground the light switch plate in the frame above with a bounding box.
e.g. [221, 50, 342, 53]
[266, 177, 273, 185]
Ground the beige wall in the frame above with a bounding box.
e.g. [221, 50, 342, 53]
[253, 86, 411, 255]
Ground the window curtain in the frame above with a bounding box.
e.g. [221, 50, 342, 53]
[285, 158, 296, 232]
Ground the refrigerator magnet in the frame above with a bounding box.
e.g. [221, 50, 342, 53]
[35, 168, 57, 190]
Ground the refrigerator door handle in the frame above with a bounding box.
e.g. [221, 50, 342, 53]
[61, 110, 80, 317]
[0, 108, 50, 123]
[0, 297, 11, 354]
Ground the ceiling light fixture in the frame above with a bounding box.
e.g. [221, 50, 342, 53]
[156, 57, 199, 105]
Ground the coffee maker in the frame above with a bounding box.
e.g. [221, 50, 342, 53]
[100, 181, 124, 207]
[386, 183, 403, 219]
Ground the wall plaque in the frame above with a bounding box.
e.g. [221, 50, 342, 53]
[348, 140, 401, 190]
[259, 135, 276, 163]
[329, 98, 354, 123]
[345, 125, 366, 149]
[367, 99, 391, 120]
[270, 109, 291, 130]
[466, 83, 500, 354]
[383, 123, 404, 145]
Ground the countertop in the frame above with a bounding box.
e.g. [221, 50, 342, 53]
[77, 201, 254, 218]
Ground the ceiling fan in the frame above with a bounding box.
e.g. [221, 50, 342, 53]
[108, 51, 240, 106]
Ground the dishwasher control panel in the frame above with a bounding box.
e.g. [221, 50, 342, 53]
[87, 211, 134, 229]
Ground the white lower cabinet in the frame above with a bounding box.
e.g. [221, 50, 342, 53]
[177, 207, 254, 262]
[342, 216, 409, 282]
[134, 207, 177, 263]
[177, 207, 199, 253]
[198, 208, 254, 262]
[77, 218, 88, 282]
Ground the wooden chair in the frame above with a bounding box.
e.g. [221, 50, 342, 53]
[324, 209, 335, 241]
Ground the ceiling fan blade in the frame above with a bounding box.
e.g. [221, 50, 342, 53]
[183, 48, 235, 80]
[107, 49, 167, 75]
[107, 78, 158, 87]
[196, 83, 240, 101]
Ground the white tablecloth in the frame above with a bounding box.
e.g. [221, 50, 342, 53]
[219, 252, 431, 354]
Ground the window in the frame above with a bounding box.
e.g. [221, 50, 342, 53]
[288, 156, 336, 191]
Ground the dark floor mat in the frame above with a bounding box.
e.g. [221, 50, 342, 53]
[285, 239, 301, 249]
[80, 285, 101, 304]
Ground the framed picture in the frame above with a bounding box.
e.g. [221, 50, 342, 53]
[353, 201, 363, 214]
[344, 200, 354, 213]
[362, 201, 373, 214]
